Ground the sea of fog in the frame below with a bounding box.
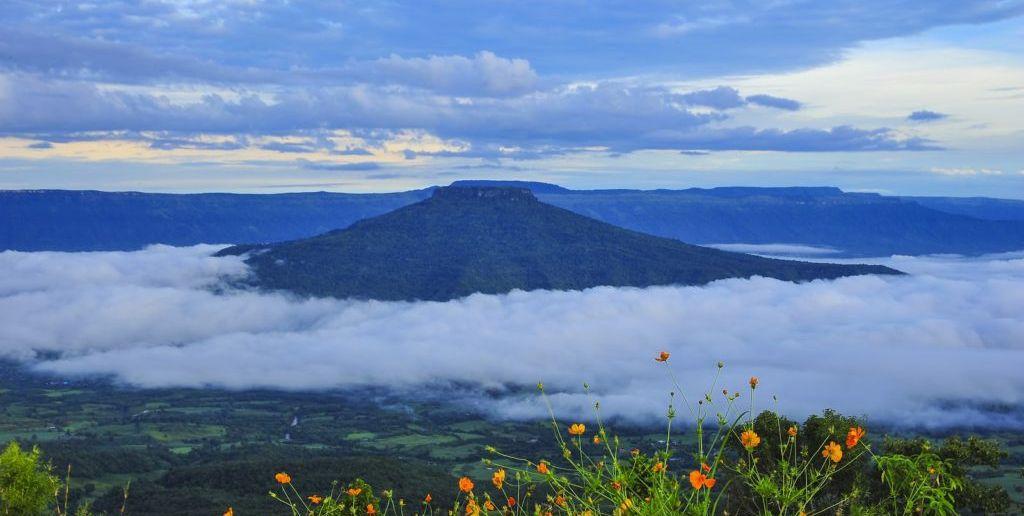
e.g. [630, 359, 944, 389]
[1, 245, 1022, 429]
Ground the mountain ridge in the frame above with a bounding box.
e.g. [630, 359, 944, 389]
[3, 183, 1024, 256]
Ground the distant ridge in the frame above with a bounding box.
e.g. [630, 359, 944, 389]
[3, 183, 1023, 256]
[216, 186, 901, 301]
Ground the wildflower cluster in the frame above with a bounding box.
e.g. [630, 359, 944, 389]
[262, 353, 975, 516]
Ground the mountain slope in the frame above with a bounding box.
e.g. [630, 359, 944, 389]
[217, 186, 901, 301]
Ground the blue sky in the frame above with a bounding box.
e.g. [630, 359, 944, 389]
[1, 1, 1023, 196]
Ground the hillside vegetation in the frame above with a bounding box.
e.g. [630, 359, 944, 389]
[218, 187, 899, 301]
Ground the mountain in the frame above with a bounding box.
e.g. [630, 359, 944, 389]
[900, 195, 1024, 221]
[3, 183, 1024, 256]
[216, 186, 900, 302]
[0, 189, 430, 252]
[534, 186, 1024, 256]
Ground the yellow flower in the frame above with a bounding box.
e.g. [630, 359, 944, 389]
[619, 498, 634, 513]
[308, 495, 323, 504]
[749, 376, 759, 389]
[223, 508, 233, 516]
[492, 468, 506, 489]
[459, 476, 475, 493]
[655, 351, 670, 362]
[484, 500, 496, 510]
[823, 441, 843, 463]
[740, 429, 761, 450]
[593, 435, 602, 444]
[465, 499, 480, 516]
[568, 423, 586, 436]
[347, 488, 363, 497]
[846, 426, 866, 449]
[274, 472, 291, 484]
[536, 461, 550, 474]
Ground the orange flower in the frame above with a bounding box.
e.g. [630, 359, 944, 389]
[740, 429, 761, 450]
[492, 469, 506, 489]
[554, 495, 566, 507]
[689, 470, 717, 489]
[701, 462, 711, 472]
[465, 500, 480, 516]
[347, 488, 363, 497]
[788, 426, 798, 437]
[749, 376, 759, 389]
[459, 476, 475, 493]
[308, 495, 323, 504]
[536, 462, 549, 474]
[593, 435, 602, 444]
[223, 508, 233, 516]
[424, 493, 433, 504]
[484, 500, 496, 510]
[846, 426, 866, 449]
[822, 441, 843, 463]
[275, 472, 291, 484]
[611, 481, 622, 491]
[366, 504, 377, 515]
[568, 423, 586, 436]
[507, 497, 516, 507]
[652, 462, 665, 473]
[689, 470, 704, 489]
[655, 351, 670, 362]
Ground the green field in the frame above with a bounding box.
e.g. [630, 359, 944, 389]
[1, 361, 1021, 515]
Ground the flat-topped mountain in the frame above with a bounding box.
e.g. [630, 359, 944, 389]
[216, 186, 901, 301]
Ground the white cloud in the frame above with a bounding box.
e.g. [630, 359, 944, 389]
[2, 246, 1023, 429]
[929, 167, 1004, 176]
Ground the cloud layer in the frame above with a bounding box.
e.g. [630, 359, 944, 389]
[2, 246, 1023, 429]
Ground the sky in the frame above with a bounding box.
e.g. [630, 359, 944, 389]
[2, 245, 1022, 428]
[1, 1, 1023, 196]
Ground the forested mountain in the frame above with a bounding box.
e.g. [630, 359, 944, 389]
[216, 186, 900, 301]
[3, 183, 1023, 256]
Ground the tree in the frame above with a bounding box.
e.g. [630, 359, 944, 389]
[0, 441, 59, 515]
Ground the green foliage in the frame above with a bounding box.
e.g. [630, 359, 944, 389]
[0, 441, 59, 515]
[875, 452, 960, 515]
[221, 186, 899, 301]
[881, 435, 1011, 513]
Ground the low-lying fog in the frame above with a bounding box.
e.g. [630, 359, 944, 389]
[2, 245, 1022, 429]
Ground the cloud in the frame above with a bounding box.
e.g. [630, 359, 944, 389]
[0, 77, 933, 154]
[2, 246, 1023, 429]
[908, 110, 949, 122]
[746, 94, 802, 111]
[365, 52, 538, 97]
[299, 160, 381, 171]
[3, 2, 1021, 82]
[929, 167, 1003, 176]
[679, 86, 746, 110]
